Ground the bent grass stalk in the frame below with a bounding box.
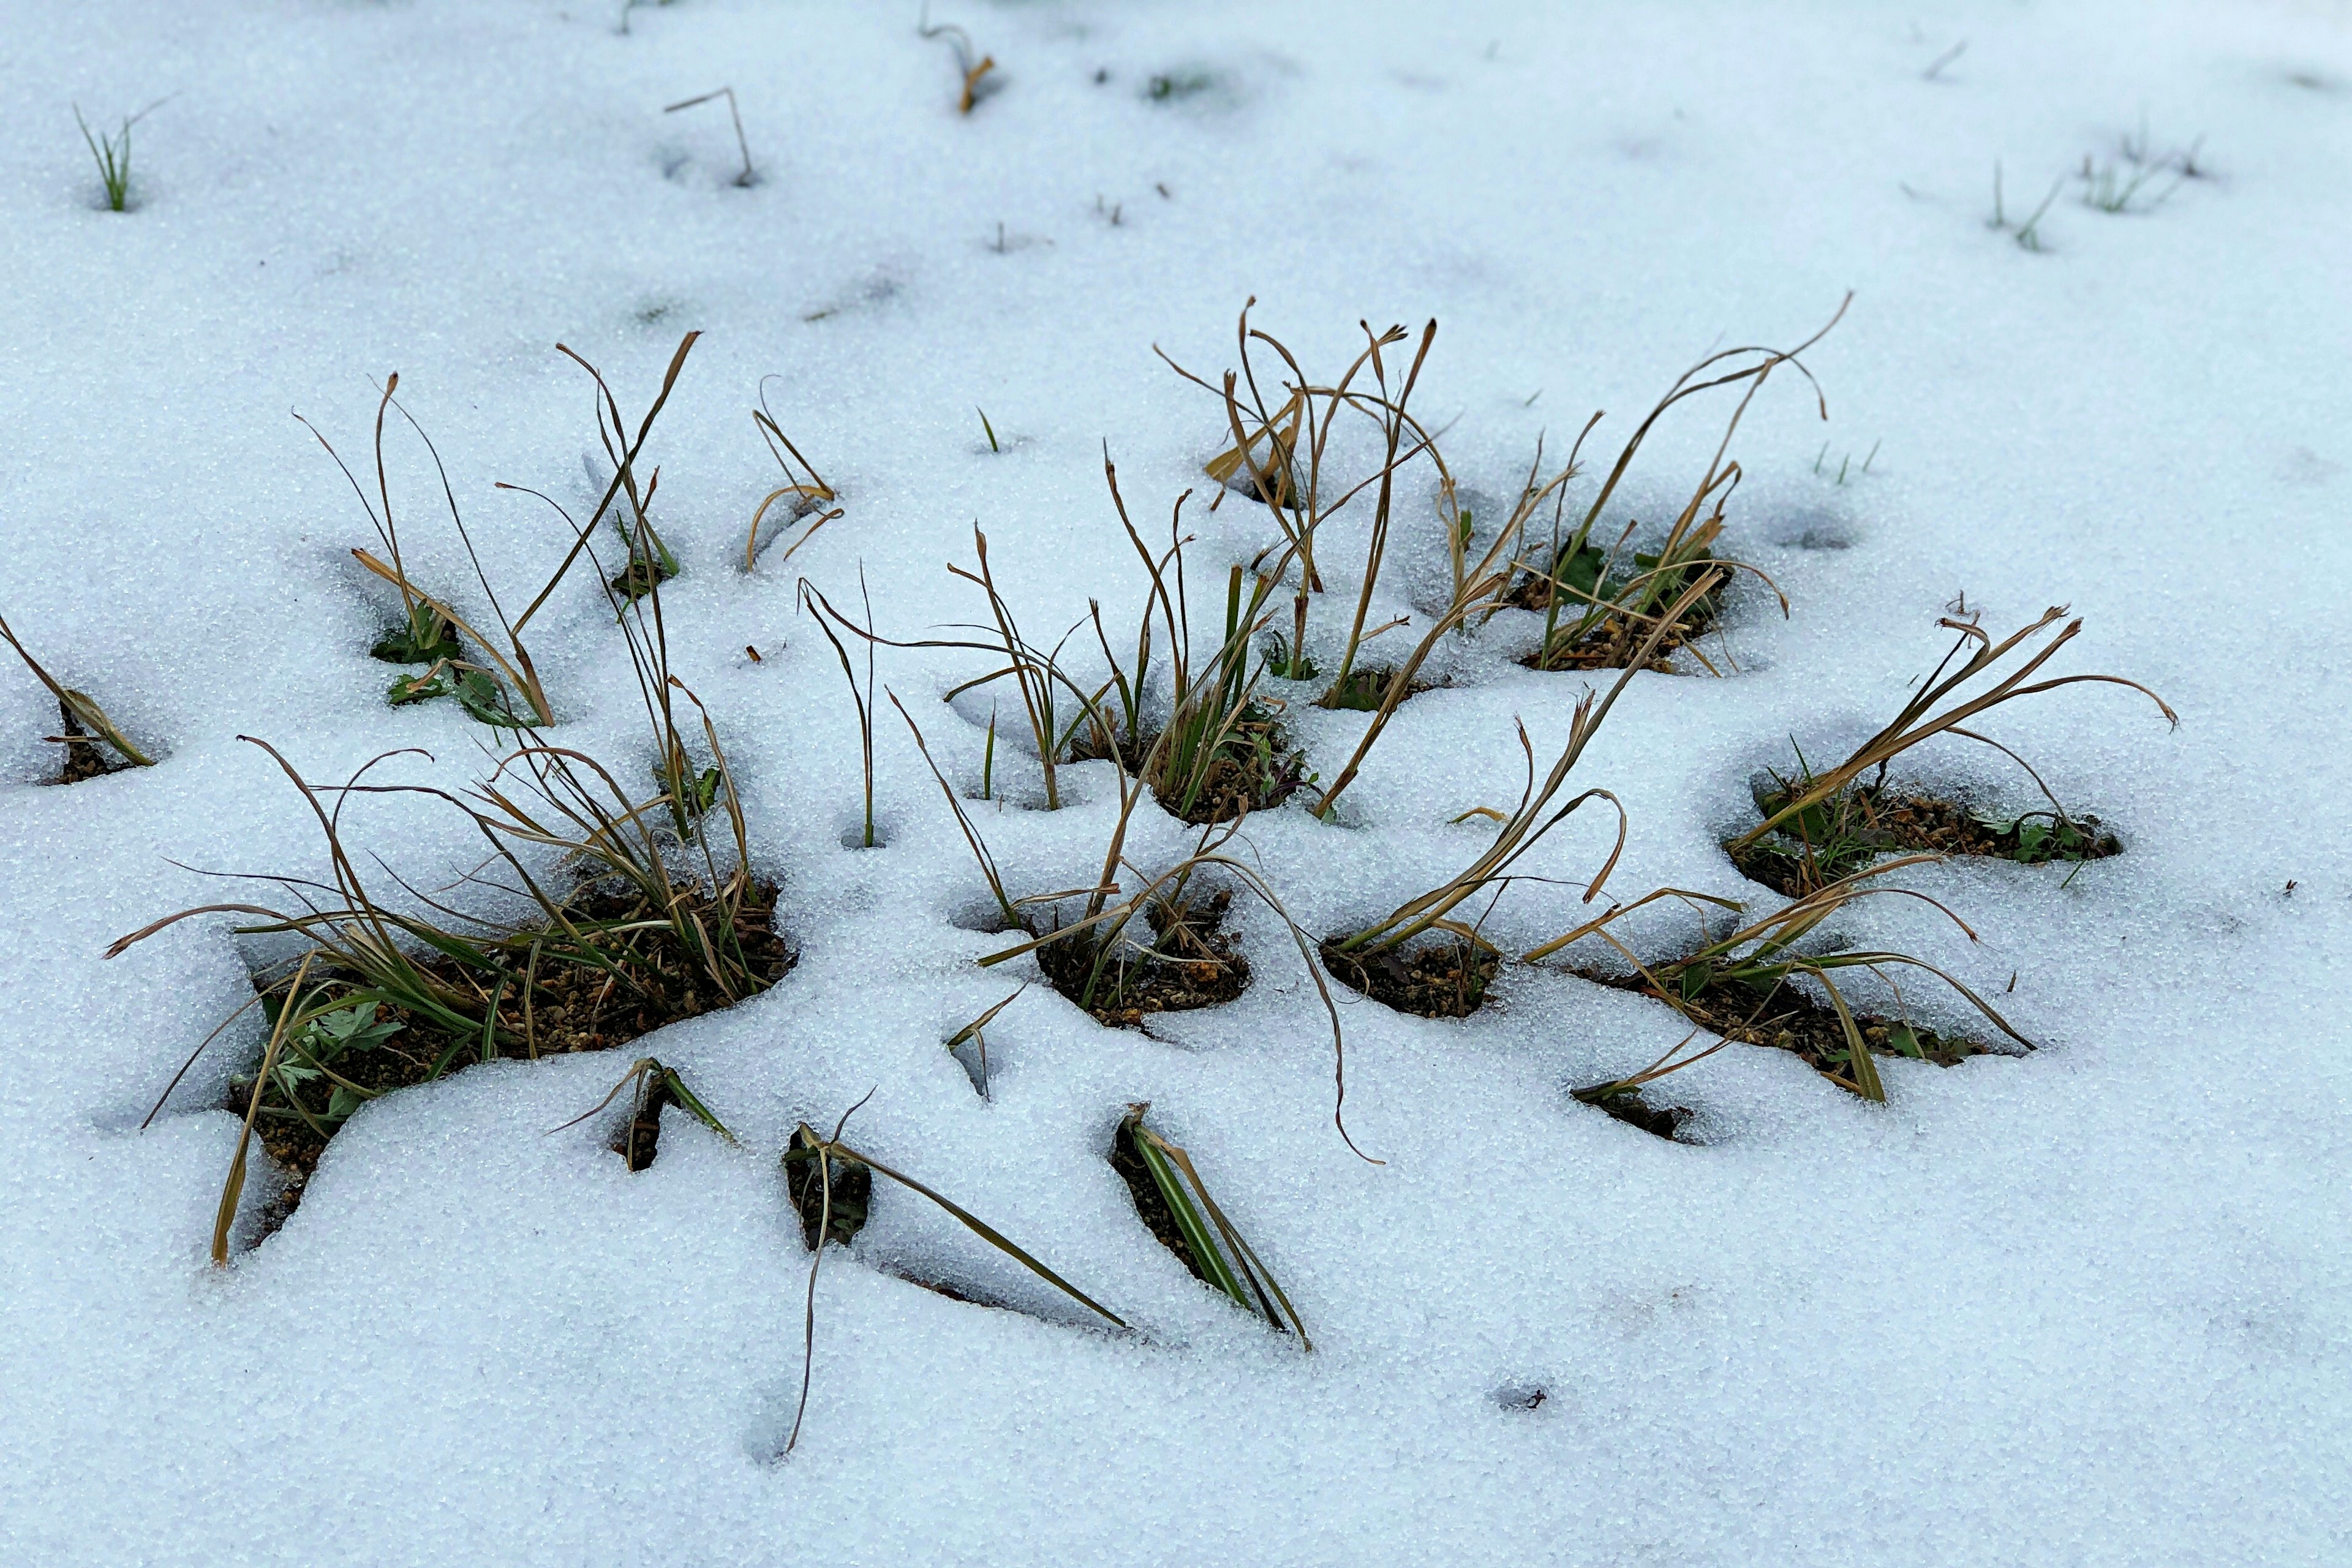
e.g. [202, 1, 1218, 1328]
[744, 388, 839, 571]
[0, 612, 155, 770]
[783, 1095, 1123, 1453]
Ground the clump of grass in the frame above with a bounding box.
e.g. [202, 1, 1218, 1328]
[742, 382, 838, 571]
[1112, 1104, 1307, 1343]
[780, 1096, 1125, 1453]
[662, 86, 756, 187]
[75, 101, 162, 212]
[1319, 576, 1712, 1016]
[1529, 861, 2029, 1103]
[1723, 608, 2174, 895]
[0, 612, 155, 780]
[115, 374, 786, 1255]
[307, 336, 704, 728]
[1089, 461, 1312, 824]
[892, 690, 1373, 1159]
[1507, 300, 1847, 674]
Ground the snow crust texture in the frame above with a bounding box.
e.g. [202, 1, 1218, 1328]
[3, 1, 2348, 1564]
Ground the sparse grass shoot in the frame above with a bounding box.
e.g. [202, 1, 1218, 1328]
[662, 86, 756, 187]
[1113, 1104, 1308, 1343]
[0, 612, 156, 779]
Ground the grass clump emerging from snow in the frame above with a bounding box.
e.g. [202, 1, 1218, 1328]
[1532, 861, 2030, 1104]
[1112, 1104, 1307, 1343]
[1724, 607, 2174, 895]
[1506, 301, 1847, 674]
[114, 358, 790, 1260]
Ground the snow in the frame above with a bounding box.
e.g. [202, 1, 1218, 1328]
[4, 0, 2350, 1562]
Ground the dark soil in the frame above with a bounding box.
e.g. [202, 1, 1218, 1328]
[50, 699, 133, 784]
[1034, 889, 1250, 1028]
[1588, 969, 2000, 1093]
[783, 1128, 872, 1251]
[1319, 935, 1499, 1018]
[1728, 786, 2121, 897]
[1576, 1086, 1694, 1140]
[232, 883, 794, 1227]
[1110, 1112, 1210, 1286]
[1509, 559, 1721, 674]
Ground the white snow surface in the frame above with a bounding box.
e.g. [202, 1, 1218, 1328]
[4, 1, 2350, 1562]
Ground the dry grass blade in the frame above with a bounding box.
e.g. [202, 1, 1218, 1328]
[783, 1094, 1124, 1453]
[663, 86, 755, 186]
[0, 612, 156, 771]
[944, 986, 1023, 1099]
[213, 953, 315, 1265]
[744, 391, 837, 570]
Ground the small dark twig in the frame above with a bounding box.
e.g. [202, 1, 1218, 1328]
[664, 86, 755, 187]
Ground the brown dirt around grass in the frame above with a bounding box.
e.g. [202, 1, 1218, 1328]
[1319, 935, 1500, 1019]
[1033, 889, 1250, 1028]
[235, 883, 794, 1229]
[1727, 787, 2121, 897]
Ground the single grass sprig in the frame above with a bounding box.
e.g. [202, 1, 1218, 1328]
[75, 100, 164, 212]
[782, 1095, 1124, 1453]
[1115, 1104, 1308, 1344]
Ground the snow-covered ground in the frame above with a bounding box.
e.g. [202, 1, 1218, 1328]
[4, 1, 2348, 1562]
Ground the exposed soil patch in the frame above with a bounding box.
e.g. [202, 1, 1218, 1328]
[1508, 554, 1721, 673]
[1319, 935, 1499, 1018]
[232, 884, 793, 1227]
[1575, 1086, 1694, 1140]
[1585, 969, 2002, 1092]
[1034, 890, 1250, 1027]
[1728, 785, 2120, 897]
[1110, 1112, 1210, 1286]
